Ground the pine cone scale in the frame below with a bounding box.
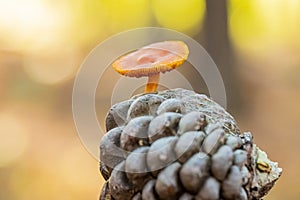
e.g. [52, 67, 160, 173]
[100, 89, 282, 200]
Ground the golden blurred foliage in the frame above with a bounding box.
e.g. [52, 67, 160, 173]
[152, 0, 205, 35]
[229, 0, 300, 53]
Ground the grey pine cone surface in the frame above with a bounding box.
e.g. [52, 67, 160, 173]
[100, 88, 282, 200]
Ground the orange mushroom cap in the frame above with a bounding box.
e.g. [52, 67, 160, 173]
[112, 41, 189, 78]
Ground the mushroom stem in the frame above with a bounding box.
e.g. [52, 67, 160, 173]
[145, 73, 160, 93]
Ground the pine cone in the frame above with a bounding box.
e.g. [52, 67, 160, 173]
[99, 88, 282, 200]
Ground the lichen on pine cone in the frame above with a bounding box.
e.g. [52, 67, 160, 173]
[99, 88, 282, 200]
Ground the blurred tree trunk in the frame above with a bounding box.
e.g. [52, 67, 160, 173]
[198, 0, 242, 113]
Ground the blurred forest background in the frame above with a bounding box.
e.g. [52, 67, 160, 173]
[1, 0, 300, 199]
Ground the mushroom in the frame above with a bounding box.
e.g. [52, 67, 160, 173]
[112, 41, 189, 93]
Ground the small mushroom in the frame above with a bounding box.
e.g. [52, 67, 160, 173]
[112, 41, 189, 93]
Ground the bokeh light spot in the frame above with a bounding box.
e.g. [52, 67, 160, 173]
[0, 0, 69, 51]
[0, 112, 28, 167]
[23, 49, 79, 85]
